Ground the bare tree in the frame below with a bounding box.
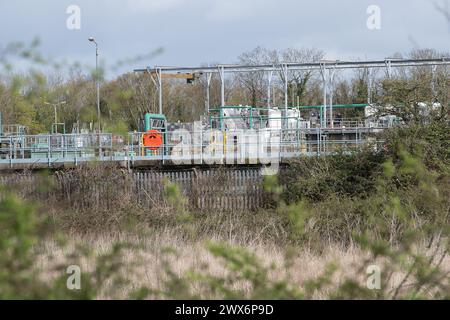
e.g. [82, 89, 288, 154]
[235, 47, 324, 107]
[279, 48, 324, 106]
[235, 46, 274, 107]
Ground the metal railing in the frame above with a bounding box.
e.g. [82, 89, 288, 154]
[0, 133, 115, 161]
[0, 124, 27, 136]
[127, 126, 385, 163]
[0, 126, 386, 167]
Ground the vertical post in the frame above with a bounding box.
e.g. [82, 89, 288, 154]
[206, 72, 212, 114]
[272, 80, 276, 106]
[283, 64, 288, 113]
[48, 135, 51, 161]
[385, 59, 392, 78]
[157, 67, 162, 115]
[367, 68, 372, 104]
[431, 65, 437, 96]
[320, 63, 328, 128]
[110, 133, 113, 159]
[317, 127, 320, 156]
[219, 65, 225, 107]
[267, 69, 274, 108]
[99, 132, 102, 158]
[95, 44, 100, 132]
[200, 128, 203, 164]
[9, 136, 12, 162]
[329, 67, 335, 128]
[281, 64, 288, 130]
[218, 65, 225, 130]
[148, 67, 158, 114]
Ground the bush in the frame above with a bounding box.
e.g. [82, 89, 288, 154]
[281, 149, 386, 203]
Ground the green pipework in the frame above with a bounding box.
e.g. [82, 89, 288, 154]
[298, 103, 368, 110]
[209, 106, 257, 111]
[210, 104, 367, 112]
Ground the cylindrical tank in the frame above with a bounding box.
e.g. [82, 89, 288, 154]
[268, 108, 281, 129]
[287, 109, 300, 129]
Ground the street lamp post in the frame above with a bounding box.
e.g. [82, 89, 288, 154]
[88, 37, 100, 132]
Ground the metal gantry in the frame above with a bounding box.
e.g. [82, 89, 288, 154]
[135, 57, 450, 127]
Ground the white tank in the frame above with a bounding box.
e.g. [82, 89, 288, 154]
[268, 108, 281, 129]
[364, 105, 377, 118]
[287, 109, 301, 129]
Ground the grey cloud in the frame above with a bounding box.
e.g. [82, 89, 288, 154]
[0, 0, 448, 77]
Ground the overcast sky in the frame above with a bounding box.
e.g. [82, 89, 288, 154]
[0, 0, 449, 76]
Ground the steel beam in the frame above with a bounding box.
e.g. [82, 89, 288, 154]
[136, 58, 450, 75]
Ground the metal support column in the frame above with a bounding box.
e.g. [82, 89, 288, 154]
[218, 65, 225, 107]
[282, 64, 288, 112]
[267, 69, 274, 108]
[205, 72, 212, 114]
[385, 59, 392, 78]
[367, 68, 372, 104]
[329, 66, 336, 128]
[148, 67, 163, 115]
[320, 63, 328, 128]
[281, 63, 289, 129]
[431, 65, 437, 96]
[157, 67, 162, 114]
[218, 65, 225, 130]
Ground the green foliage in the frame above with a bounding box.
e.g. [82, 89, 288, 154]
[0, 189, 145, 299]
[383, 121, 450, 173]
[103, 119, 129, 137]
[163, 178, 190, 220]
[0, 192, 41, 299]
[281, 149, 386, 203]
